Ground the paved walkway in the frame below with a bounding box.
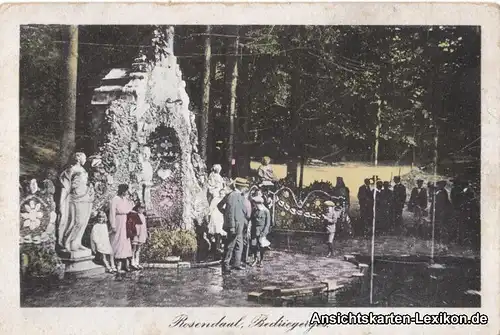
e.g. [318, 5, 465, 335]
[21, 250, 360, 307]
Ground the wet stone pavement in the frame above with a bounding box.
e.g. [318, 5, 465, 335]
[21, 250, 360, 307]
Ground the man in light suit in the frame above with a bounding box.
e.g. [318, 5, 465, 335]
[218, 177, 251, 274]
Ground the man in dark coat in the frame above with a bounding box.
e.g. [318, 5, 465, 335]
[431, 180, 452, 242]
[450, 178, 464, 211]
[357, 178, 373, 236]
[380, 181, 394, 233]
[218, 177, 251, 274]
[373, 181, 384, 234]
[408, 179, 427, 226]
[333, 177, 350, 211]
[460, 181, 479, 246]
[392, 176, 406, 231]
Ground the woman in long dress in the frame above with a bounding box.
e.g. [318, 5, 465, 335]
[208, 189, 227, 258]
[109, 184, 134, 273]
[207, 164, 224, 204]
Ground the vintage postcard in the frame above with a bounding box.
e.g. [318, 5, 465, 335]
[0, 1, 499, 334]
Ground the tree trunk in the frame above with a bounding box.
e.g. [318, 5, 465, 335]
[200, 25, 211, 164]
[433, 124, 439, 177]
[207, 56, 217, 168]
[226, 28, 240, 179]
[236, 56, 252, 178]
[59, 25, 78, 169]
[373, 95, 382, 167]
[287, 53, 301, 186]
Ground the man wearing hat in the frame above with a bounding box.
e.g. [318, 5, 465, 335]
[392, 176, 406, 231]
[323, 200, 341, 257]
[408, 179, 427, 226]
[380, 181, 394, 233]
[217, 177, 251, 274]
[357, 178, 373, 236]
[249, 194, 271, 267]
[431, 180, 452, 242]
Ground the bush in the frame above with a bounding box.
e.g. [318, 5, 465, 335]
[142, 228, 197, 262]
[20, 243, 64, 279]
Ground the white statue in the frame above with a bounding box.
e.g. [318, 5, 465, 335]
[138, 146, 154, 211]
[57, 152, 95, 252]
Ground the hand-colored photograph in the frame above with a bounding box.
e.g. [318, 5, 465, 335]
[19, 24, 480, 308]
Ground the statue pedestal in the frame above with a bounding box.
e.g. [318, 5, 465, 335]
[59, 249, 105, 278]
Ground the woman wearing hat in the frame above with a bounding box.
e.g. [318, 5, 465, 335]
[323, 200, 340, 257]
[249, 195, 271, 267]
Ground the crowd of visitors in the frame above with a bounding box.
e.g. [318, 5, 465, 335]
[356, 175, 479, 245]
[85, 154, 478, 275]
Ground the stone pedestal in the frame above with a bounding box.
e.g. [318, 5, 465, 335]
[59, 249, 105, 278]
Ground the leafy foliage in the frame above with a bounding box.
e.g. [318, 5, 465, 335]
[142, 228, 197, 262]
[20, 25, 480, 175]
[20, 243, 64, 278]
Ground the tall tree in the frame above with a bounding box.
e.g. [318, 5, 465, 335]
[58, 25, 79, 169]
[200, 25, 212, 164]
[226, 26, 240, 179]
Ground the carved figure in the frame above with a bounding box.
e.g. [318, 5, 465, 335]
[57, 152, 95, 252]
[138, 146, 154, 211]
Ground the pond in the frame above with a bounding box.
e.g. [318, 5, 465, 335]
[332, 255, 480, 308]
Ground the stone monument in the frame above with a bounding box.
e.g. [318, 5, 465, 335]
[88, 26, 209, 230]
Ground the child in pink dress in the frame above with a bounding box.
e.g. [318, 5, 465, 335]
[130, 204, 148, 270]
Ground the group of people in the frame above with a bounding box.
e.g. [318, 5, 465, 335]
[206, 160, 277, 274]
[356, 175, 479, 244]
[357, 176, 407, 235]
[90, 184, 149, 273]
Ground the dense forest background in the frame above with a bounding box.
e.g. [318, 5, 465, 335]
[20, 25, 480, 183]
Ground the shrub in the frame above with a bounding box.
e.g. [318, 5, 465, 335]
[20, 243, 64, 279]
[142, 228, 197, 262]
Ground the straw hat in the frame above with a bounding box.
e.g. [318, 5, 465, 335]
[234, 177, 250, 188]
[324, 200, 335, 207]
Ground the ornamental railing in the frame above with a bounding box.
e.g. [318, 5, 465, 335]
[250, 185, 349, 233]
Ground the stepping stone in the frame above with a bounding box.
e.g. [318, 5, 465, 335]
[351, 272, 365, 278]
[248, 292, 264, 301]
[262, 286, 280, 296]
[358, 263, 369, 274]
[280, 284, 327, 296]
[321, 280, 344, 292]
